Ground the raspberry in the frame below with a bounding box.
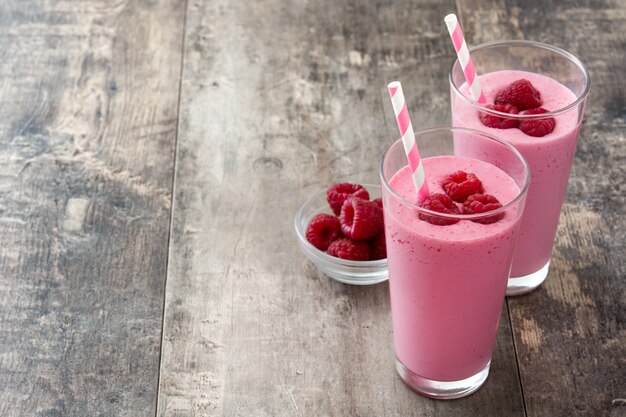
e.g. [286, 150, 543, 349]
[442, 171, 484, 203]
[463, 194, 504, 224]
[369, 232, 387, 260]
[327, 183, 370, 216]
[327, 238, 370, 261]
[339, 197, 383, 240]
[519, 108, 556, 137]
[372, 198, 384, 226]
[418, 193, 461, 226]
[305, 213, 342, 251]
[494, 79, 542, 110]
[478, 104, 520, 129]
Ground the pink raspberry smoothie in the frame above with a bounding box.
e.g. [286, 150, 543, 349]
[384, 156, 522, 382]
[452, 70, 579, 278]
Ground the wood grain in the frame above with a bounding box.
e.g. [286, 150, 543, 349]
[456, 1, 626, 416]
[0, 0, 185, 415]
[2, 1, 621, 415]
[157, 0, 525, 415]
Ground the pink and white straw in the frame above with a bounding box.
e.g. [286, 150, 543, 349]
[387, 81, 430, 202]
[444, 13, 487, 104]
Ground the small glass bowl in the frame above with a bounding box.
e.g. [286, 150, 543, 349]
[294, 184, 388, 285]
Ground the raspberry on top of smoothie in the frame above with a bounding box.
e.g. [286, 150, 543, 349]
[441, 171, 484, 202]
[418, 170, 505, 226]
[480, 78, 556, 137]
[495, 79, 542, 110]
[478, 104, 520, 129]
[418, 193, 461, 226]
[519, 107, 557, 137]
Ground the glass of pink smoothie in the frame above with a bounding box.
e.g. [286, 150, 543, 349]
[449, 40, 590, 295]
[379, 127, 530, 399]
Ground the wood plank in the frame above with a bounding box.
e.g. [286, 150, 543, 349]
[157, 0, 525, 415]
[456, 1, 626, 416]
[0, 1, 185, 415]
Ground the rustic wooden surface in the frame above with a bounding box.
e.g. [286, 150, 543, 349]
[0, 0, 624, 416]
[0, 0, 185, 415]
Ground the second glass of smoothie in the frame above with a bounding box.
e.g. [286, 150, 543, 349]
[449, 40, 590, 295]
[380, 127, 529, 399]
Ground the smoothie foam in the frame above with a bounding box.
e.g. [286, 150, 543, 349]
[385, 156, 521, 381]
[453, 70, 579, 276]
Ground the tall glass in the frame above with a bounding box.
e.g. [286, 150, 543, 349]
[449, 40, 590, 295]
[379, 127, 529, 399]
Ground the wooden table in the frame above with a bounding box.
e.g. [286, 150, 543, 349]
[0, 0, 624, 416]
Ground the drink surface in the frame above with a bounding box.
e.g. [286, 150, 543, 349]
[452, 70, 579, 276]
[385, 156, 520, 381]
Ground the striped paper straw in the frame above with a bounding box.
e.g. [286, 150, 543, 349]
[444, 13, 487, 104]
[387, 81, 430, 203]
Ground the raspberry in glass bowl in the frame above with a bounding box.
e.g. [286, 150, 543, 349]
[294, 183, 388, 285]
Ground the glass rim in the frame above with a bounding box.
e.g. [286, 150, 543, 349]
[448, 39, 591, 119]
[379, 126, 530, 221]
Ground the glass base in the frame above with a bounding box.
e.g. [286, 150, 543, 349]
[506, 261, 550, 296]
[395, 358, 491, 399]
